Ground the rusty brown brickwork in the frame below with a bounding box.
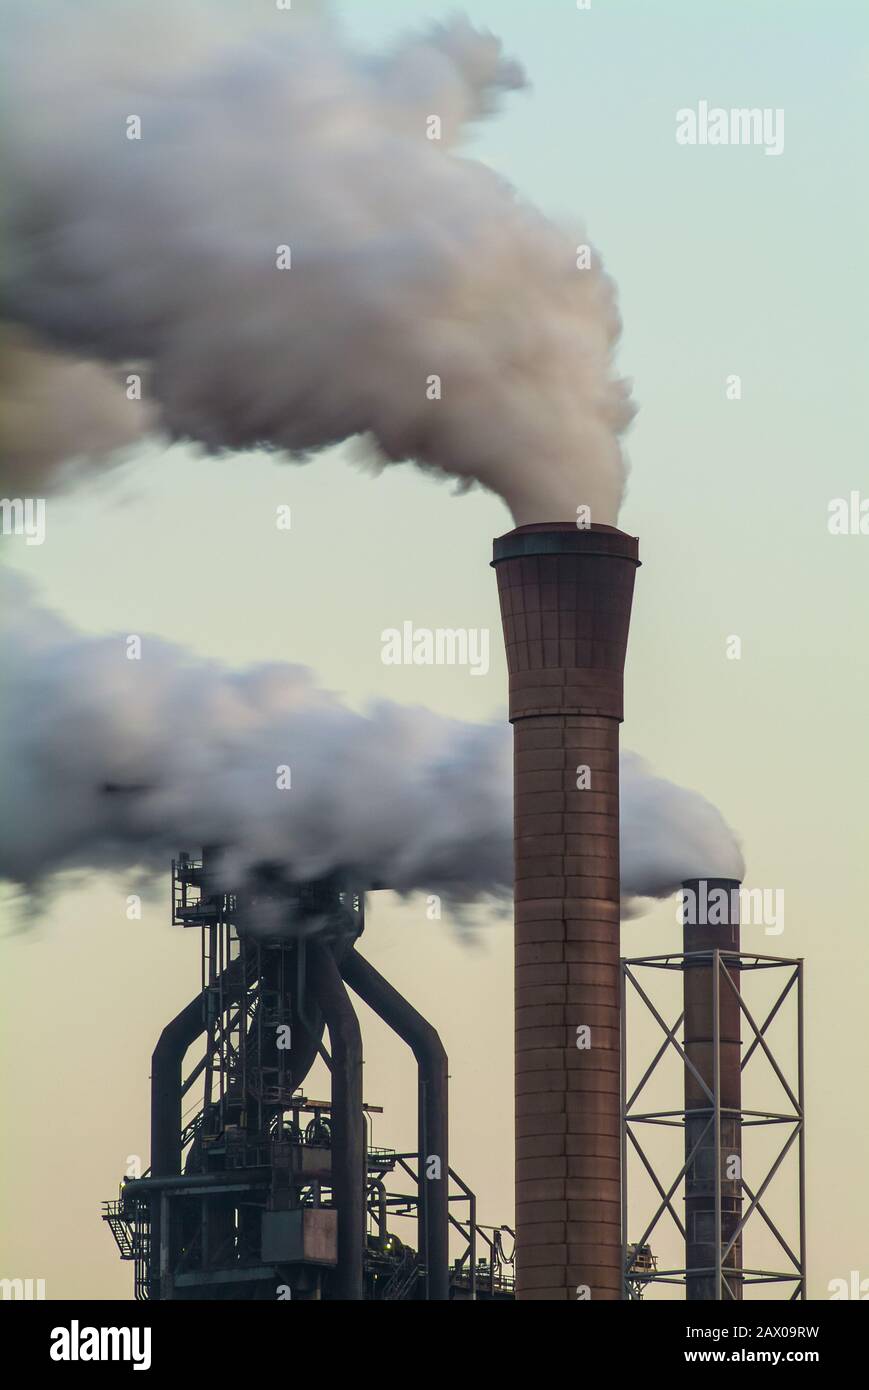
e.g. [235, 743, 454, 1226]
[492, 522, 640, 1301]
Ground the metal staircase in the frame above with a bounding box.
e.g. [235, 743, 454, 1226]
[102, 1200, 136, 1260]
[381, 1250, 420, 1300]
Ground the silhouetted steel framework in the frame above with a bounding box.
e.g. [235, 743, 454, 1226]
[492, 522, 640, 1300]
[102, 853, 514, 1300]
[621, 882, 806, 1300]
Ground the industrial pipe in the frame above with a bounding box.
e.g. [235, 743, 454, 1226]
[682, 876, 743, 1300]
[340, 947, 450, 1301]
[151, 994, 207, 1179]
[308, 943, 365, 1300]
[492, 522, 640, 1301]
[149, 990, 207, 1298]
[243, 941, 326, 1120]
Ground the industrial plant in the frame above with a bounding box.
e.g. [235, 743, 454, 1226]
[101, 523, 806, 1300]
[2, 3, 826, 1321]
[103, 857, 509, 1300]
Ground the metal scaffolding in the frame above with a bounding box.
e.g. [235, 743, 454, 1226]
[621, 950, 806, 1300]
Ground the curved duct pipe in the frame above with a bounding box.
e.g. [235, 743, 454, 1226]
[340, 947, 450, 1302]
[307, 943, 365, 1300]
[149, 990, 208, 1298]
[151, 994, 208, 1180]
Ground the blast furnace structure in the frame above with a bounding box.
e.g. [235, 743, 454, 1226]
[103, 854, 515, 1300]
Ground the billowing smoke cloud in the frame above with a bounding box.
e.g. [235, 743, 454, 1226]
[0, 1, 633, 523]
[0, 573, 743, 914]
[619, 752, 745, 915]
[0, 327, 152, 493]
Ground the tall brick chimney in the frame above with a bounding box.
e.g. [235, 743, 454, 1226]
[492, 522, 640, 1300]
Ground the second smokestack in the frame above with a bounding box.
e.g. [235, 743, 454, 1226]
[681, 876, 743, 1300]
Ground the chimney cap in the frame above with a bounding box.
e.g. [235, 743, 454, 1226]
[501, 522, 628, 535]
[491, 521, 640, 567]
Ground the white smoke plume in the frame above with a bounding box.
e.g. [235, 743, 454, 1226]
[0, 573, 743, 914]
[0, 1, 633, 523]
[619, 752, 745, 914]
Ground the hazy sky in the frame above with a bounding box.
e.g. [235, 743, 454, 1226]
[2, 0, 867, 1298]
